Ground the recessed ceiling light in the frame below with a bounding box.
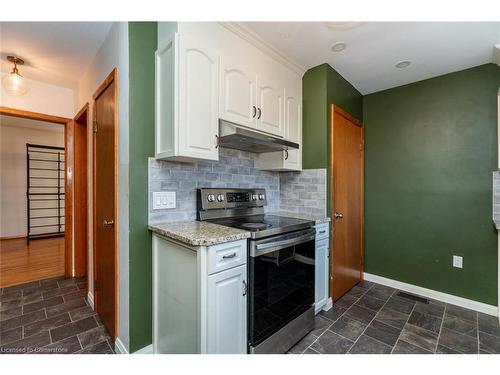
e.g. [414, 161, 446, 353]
[395, 60, 411, 69]
[331, 42, 347, 52]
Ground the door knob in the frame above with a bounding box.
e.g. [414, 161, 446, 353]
[103, 219, 114, 227]
[334, 212, 343, 219]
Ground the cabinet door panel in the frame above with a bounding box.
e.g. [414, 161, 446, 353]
[207, 265, 247, 354]
[315, 239, 329, 313]
[178, 34, 219, 160]
[257, 79, 283, 137]
[283, 88, 302, 170]
[220, 58, 256, 128]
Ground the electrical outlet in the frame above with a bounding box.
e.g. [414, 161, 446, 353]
[452, 255, 463, 269]
[152, 191, 176, 210]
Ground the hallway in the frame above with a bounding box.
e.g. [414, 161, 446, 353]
[0, 276, 114, 354]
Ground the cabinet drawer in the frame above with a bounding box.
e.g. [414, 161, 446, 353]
[315, 223, 329, 241]
[207, 240, 247, 275]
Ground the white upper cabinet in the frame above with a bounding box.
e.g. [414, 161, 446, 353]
[256, 76, 284, 137]
[219, 58, 257, 129]
[156, 32, 219, 162]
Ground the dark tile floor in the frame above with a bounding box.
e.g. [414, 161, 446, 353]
[0, 277, 114, 354]
[289, 281, 500, 354]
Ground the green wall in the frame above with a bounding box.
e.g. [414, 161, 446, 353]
[128, 22, 157, 352]
[364, 64, 500, 305]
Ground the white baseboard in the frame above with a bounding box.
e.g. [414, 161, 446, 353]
[364, 273, 498, 317]
[114, 337, 129, 354]
[87, 291, 94, 309]
[322, 298, 333, 312]
[133, 344, 153, 354]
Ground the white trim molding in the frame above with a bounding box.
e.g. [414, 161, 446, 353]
[364, 273, 498, 317]
[132, 344, 154, 354]
[87, 291, 94, 309]
[114, 337, 129, 354]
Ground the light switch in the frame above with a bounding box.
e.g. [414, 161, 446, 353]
[152, 191, 176, 210]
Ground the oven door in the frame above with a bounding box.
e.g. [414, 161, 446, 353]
[248, 228, 316, 348]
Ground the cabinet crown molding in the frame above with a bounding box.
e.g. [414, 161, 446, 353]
[219, 22, 306, 77]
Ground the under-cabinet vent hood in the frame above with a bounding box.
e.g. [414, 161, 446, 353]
[218, 120, 299, 153]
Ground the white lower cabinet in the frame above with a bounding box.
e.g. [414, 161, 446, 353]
[152, 234, 248, 354]
[314, 222, 331, 314]
[207, 264, 247, 354]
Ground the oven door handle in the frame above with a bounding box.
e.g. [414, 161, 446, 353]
[251, 229, 316, 257]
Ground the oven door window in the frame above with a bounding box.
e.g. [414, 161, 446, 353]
[249, 239, 315, 346]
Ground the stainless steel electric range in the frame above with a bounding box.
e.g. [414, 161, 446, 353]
[197, 188, 316, 354]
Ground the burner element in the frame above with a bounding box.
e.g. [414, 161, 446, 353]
[239, 222, 272, 231]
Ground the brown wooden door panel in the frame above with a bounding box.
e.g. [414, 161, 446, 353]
[331, 105, 364, 301]
[93, 70, 117, 339]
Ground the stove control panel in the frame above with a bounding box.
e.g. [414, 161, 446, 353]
[197, 188, 267, 211]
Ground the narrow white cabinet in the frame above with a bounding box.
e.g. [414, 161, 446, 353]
[152, 234, 248, 354]
[314, 222, 331, 314]
[257, 85, 302, 171]
[155, 32, 219, 162]
[256, 76, 284, 137]
[219, 57, 257, 129]
[207, 264, 247, 354]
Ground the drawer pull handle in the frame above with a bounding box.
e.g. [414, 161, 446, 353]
[222, 252, 237, 259]
[243, 280, 247, 296]
[318, 230, 326, 234]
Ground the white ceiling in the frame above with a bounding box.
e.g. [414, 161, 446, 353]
[0, 114, 64, 132]
[243, 22, 500, 94]
[0, 22, 113, 89]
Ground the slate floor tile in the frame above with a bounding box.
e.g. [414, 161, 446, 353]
[45, 298, 86, 318]
[42, 336, 82, 354]
[310, 315, 332, 337]
[63, 291, 87, 303]
[303, 348, 319, 354]
[311, 330, 354, 354]
[319, 306, 345, 322]
[0, 326, 23, 345]
[356, 280, 374, 290]
[445, 304, 477, 323]
[408, 311, 442, 334]
[0, 291, 22, 302]
[329, 316, 366, 341]
[413, 302, 445, 318]
[42, 285, 79, 300]
[399, 324, 438, 352]
[49, 316, 98, 343]
[438, 328, 478, 354]
[384, 296, 415, 314]
[334, 294, 358, 309]
[345, 286, 366, 299]
[375, 307, 409, 330]
[0, 306, 22, 321]
[1, 309, 46, 332]
[479, 331, 500, 354]
[22, 296, 64, 314]
[366, 285, 395, 301]
[442, 313, 477, 338]
[349, 334, 392, 354]
[288, 332, 316, 354]
[23, 313, 72, 338]
[2, 281, 40, 294]
[393, 340, 432, 354]
[78, 340, 113, 354]
[69, 306, 97, 322]
[78, 325, 111, 349]
[436, 345, 460, 354]
[0, 331, 51, 353]
[364, 320, 401, 347]
[355, 295, 386, 311]
[478, 313, 500, 338]
[345, 304, 377, 324]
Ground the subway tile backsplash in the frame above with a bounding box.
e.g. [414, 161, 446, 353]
[149, 149, 328, 224]
[279, 169, 327, 217]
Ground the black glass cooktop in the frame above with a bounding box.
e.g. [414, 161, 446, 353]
[208, 215, 314, 239]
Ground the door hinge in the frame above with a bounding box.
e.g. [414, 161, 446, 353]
[93, 121, 98, 133]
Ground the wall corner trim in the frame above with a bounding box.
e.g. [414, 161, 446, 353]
[132, 344, 154, 354]
[87, 291, 94, 309]
[114, 337, 129, 354]
[364, 273, 499, 317]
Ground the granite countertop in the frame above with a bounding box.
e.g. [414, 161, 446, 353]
[270, 212, 331, 225]
[148, 221, 251, 247]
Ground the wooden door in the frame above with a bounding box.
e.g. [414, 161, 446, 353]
[219, 57, 256, 129]
[256, 76, 283, 137]
[207, 264, 247, 354]
[93, 70, 117, 339]
[330, 105, 364, 301]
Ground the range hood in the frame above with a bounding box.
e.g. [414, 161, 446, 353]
[218, 120, 299, 153]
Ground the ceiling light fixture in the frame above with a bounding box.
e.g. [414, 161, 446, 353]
[2, 56, 29, 96]
[395, 60, 411, 69]
[331, 42, 347, 52]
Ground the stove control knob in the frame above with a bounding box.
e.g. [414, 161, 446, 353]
[252, 194, 258, 201]
[207, 194, 215, 202]
[258, 194, 265, 200]
[217, 194, 225, 202]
